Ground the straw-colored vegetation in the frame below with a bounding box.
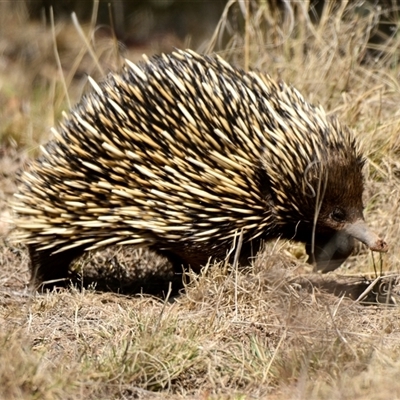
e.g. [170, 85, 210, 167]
[2, 1, 400, 398]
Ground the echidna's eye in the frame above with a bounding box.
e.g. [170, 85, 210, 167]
[330, 207, 346, 222]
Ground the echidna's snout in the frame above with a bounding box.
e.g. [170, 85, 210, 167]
[343, 219, 388, 253]
[307, 220, 388, 273]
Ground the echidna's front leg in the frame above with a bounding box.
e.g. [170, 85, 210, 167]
[306, 233, 355, 273]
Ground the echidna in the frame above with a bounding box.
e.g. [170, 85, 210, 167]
[13, 49, 387, 287]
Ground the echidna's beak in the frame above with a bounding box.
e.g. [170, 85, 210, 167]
[344, 220, 388, 252]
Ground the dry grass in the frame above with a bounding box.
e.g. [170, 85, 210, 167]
[2, 1, 400, 399]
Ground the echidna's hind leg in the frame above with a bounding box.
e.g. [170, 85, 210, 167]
[28, 244, 86, 289]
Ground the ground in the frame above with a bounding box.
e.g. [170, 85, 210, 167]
[1, 2, 400, 399]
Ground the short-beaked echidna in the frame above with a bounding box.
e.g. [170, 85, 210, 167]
[13, 49, 388, 287]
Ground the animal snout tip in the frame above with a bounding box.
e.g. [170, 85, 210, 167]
[371, 237, 388, 253]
